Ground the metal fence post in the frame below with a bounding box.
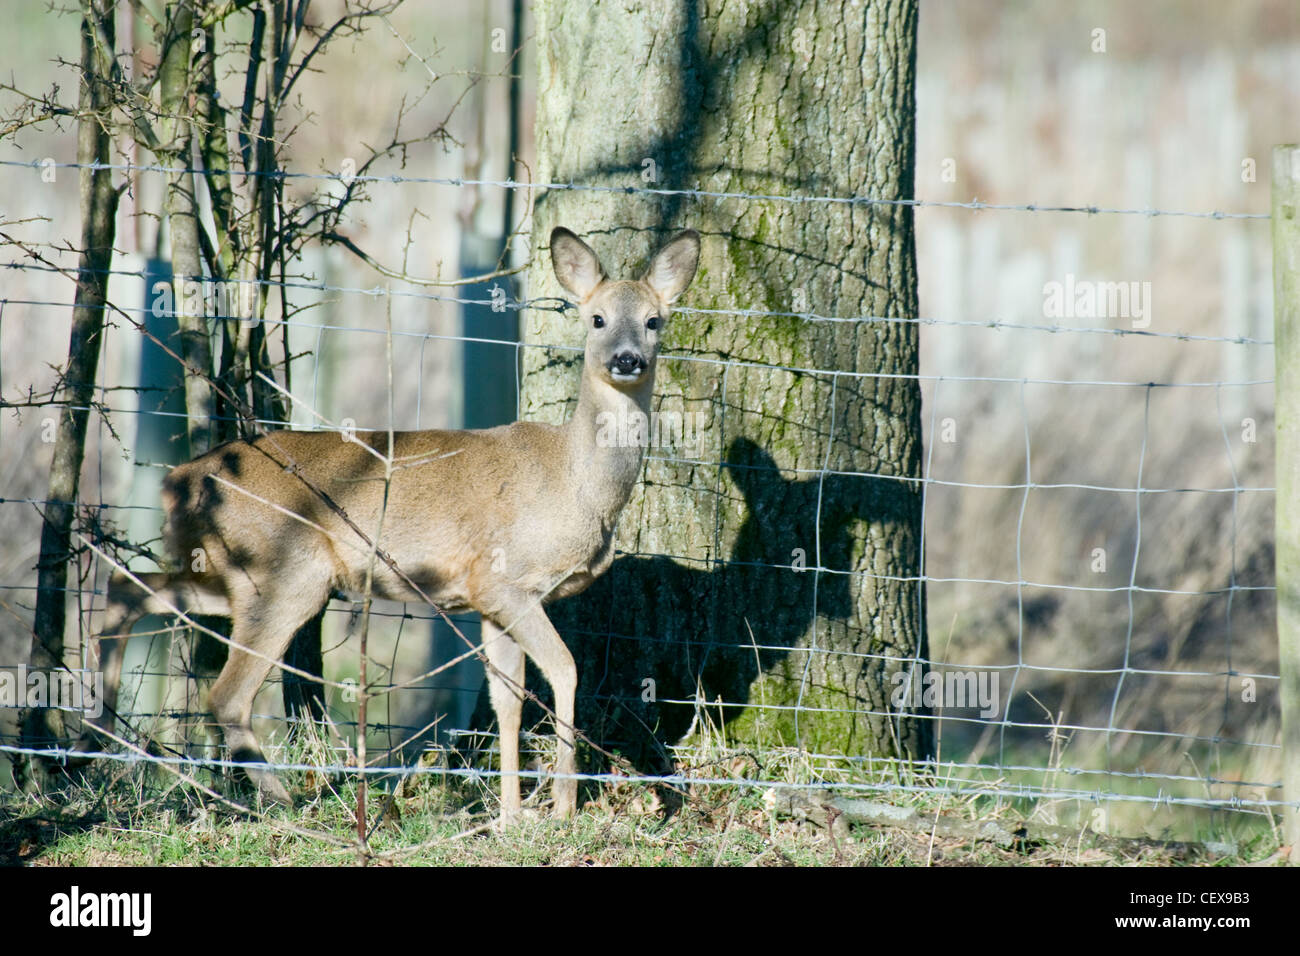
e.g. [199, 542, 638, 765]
[1272, 143, 1300, 861]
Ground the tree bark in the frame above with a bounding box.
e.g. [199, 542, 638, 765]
[160, 0, 215, 454]
[524, 0, 930, 769]
[195, 18, 244, 445]
[20, 0, 120, 754]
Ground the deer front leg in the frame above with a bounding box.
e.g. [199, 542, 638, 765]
[487, 594, 578, 819]
[481, 617, 526, 821]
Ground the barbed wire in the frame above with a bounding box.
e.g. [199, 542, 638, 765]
[51, 706, 1286, 796]
[0, 591, 1281, 690]
[0, 555, 1277, 600]
[0, 741, 1289, 814]
[0, 157, 1274, 219]
[0, 296, 1278, 389]
[0, 259, 1275, 344]
[51, 663, 1284, 748]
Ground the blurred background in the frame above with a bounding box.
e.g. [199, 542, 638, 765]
[1, 0, 1297, 838]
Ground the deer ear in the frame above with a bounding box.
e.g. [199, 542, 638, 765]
[550, 227, 605, 300]
[644, 230, 701, 305]
[723, 436, 772, 492]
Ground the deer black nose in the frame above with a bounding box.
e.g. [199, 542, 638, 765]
[610, 352, 645, 376]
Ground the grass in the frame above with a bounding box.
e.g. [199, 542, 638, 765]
[0, 724, 1286, 866]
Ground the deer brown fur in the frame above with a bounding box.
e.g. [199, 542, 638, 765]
[94, 227, 701, 821]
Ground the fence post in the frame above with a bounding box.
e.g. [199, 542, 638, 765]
[1272, 143, 1300, 861]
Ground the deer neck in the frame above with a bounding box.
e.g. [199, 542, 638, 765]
[563, 362, 654, 524]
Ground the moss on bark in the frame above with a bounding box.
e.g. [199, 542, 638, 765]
[522, 0, 930, 772]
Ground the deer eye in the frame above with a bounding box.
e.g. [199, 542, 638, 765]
[646, 316, 660, 331]
[592, 314, 605, 329]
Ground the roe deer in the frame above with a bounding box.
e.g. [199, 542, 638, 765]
[93, 226, 701, 820]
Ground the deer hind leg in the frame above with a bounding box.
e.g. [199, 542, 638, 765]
[207, 581, 329, 806]
[90, 571, 231, 745]
[486, 594, 578, 819]
[481, 616, 526, 821]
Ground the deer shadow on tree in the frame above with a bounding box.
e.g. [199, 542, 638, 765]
[467, 434, 917, 795]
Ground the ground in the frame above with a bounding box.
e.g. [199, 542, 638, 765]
[0, 740, 1283, 866]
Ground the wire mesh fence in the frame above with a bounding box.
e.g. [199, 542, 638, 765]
[0, 157, 1290, 846]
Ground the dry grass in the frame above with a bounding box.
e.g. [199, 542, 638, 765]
[0, 727, 1283, 867]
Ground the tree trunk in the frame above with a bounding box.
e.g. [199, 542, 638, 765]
[19, 0, 120, 757]
[160, 0, 215, 455]
[524, 0, 930, 770]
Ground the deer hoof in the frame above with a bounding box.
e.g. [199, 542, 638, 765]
[255, 775, 293, 807]
[233, 747, 293, 807]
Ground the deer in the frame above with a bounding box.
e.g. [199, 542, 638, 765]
[91, 226, 701, 822]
